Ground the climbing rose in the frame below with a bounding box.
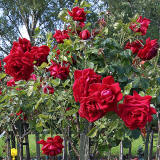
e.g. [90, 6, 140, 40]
[118, 91, 156, 130]
[125, 40, 143, 54]
[79, 30, 91, 40]
[73, 68, 101, 103]
[53, 30, 69, 43]
[3, 51, 34, 81]
[68, 7, 86, 22]
[43, 86, 54, 94]
[29, 74, 37, 81]
[79, 76, 123, 122]
[37, 136, 64, 156]
[7, 79, 15, 87]
[31, 45, 50, 66]
[48, 61, 70, 80]
[129, 16, 151, 36]
[137, 38, 159, 60]
[10, 38, 32, 54]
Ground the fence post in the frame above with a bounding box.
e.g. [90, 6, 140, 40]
[80, 120, 90, 160]
[6, 132, 12, 160]
[119, 141, 123, 160]
[36, 132, 41, 160]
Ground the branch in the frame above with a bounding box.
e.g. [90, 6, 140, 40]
[0, 46, 9, 55]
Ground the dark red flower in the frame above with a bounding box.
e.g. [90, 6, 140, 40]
[10, 38, 32, 54]
[79, 30, 91, 40]
[68, 7, 86, 22]
[53, 30, 69, 43]
[37, 136, 64, 156]
[0, 61, 2, 71]
[79, 76, 123, 122]
[73, 69, 101, 103]
[129, 16, 151, 36]
[7, 79, 15, 87]
[118, 91, 156, 130]
[31, 45, 50, 66]
[16, 109, 27, 121]
[43, 85, 54, 94]
[3, 51, 34, 81]
[0, 89, 2, 95]
[125, 40, 143, 54]
[48, 61, 70, 80]
[137, 38, 159, 60]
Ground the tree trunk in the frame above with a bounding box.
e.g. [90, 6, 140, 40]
[11, 131, 16, 148]
[119, 141, 123, 160]
[68, 126, 71, 160]
[19, 140, 23, 160]
[6, 132, 12, 160]
[80, 120, 90, 160]
[36, 132, 41, 160]
[148, 130, 154, 160]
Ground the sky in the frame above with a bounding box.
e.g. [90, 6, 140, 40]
[20, 25, 30, 40]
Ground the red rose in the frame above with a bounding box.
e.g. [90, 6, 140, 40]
[78, 76, 123, 122]
[43, 85, 54, 94]
[129, 16, 151, 36]
[79, 30, 91, 40]
[0, 61, 2, 71]
[73, 68, 101, 103]
[68, 7, 86, 22]
[137, 38, 159, 60]
[10, 38, 32, 54]
[7, 79, 15, 87]
[0, 89, 2, 95]
[3, 51, 34, 81]
[16, 110, 27, 121]
[53, 30, 69, 43]
[89, 76, 123, 110]
[125, 40, 143, 54]
[31, 45, 50, 66]
[118, 91, 156, 130]
[48, 61, 70, 80]
[37, 136, 64, 156]
[79, 95, 111, 122]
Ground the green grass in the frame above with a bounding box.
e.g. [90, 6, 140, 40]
[0, 134, 158, 158]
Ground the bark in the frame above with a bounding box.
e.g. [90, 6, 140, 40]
[25, 134, 30, 160]
[11, 131, 16, 148]
[63, 137, 68, 160]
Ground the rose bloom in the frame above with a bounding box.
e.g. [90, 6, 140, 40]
[16, 109, 27, 121]
[48, 61, 70, 80]
[7, 79, 15, 87]
[43, 85, 54, 94]
[3, 51, 34, 81]
[137, 38, 159, 60]
[53, 30, 69, 43]
[79, 76, 123, 122]
[118, 91, 156, 130]
[0, 89, 2, 95]
[129, 16, 151, 36]
[68, 7, 86, 22]
[10, 38, 32, 54]
[0, 61, 2, 71]
[79, 30, 91, 40]
[125, 40, 143, 54]
[31, 45, 50, 66]
[37, 136, 64, 156]
[73, 68, 101, 103]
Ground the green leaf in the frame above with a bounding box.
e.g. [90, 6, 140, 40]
[38, 62, 48, 69]
[27, 86, 34, 97]
[63, 79, 70, 87]
[51, 78, 60, 86]
[35, 97, 43, 109]
[87, 127, 98, 138]
[34, 27, 40, 35]
[123, 83, 132, 95]
[0, 73, 6, 79]
[64, 108, 78, 116]
[80, 1, 91, 7]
